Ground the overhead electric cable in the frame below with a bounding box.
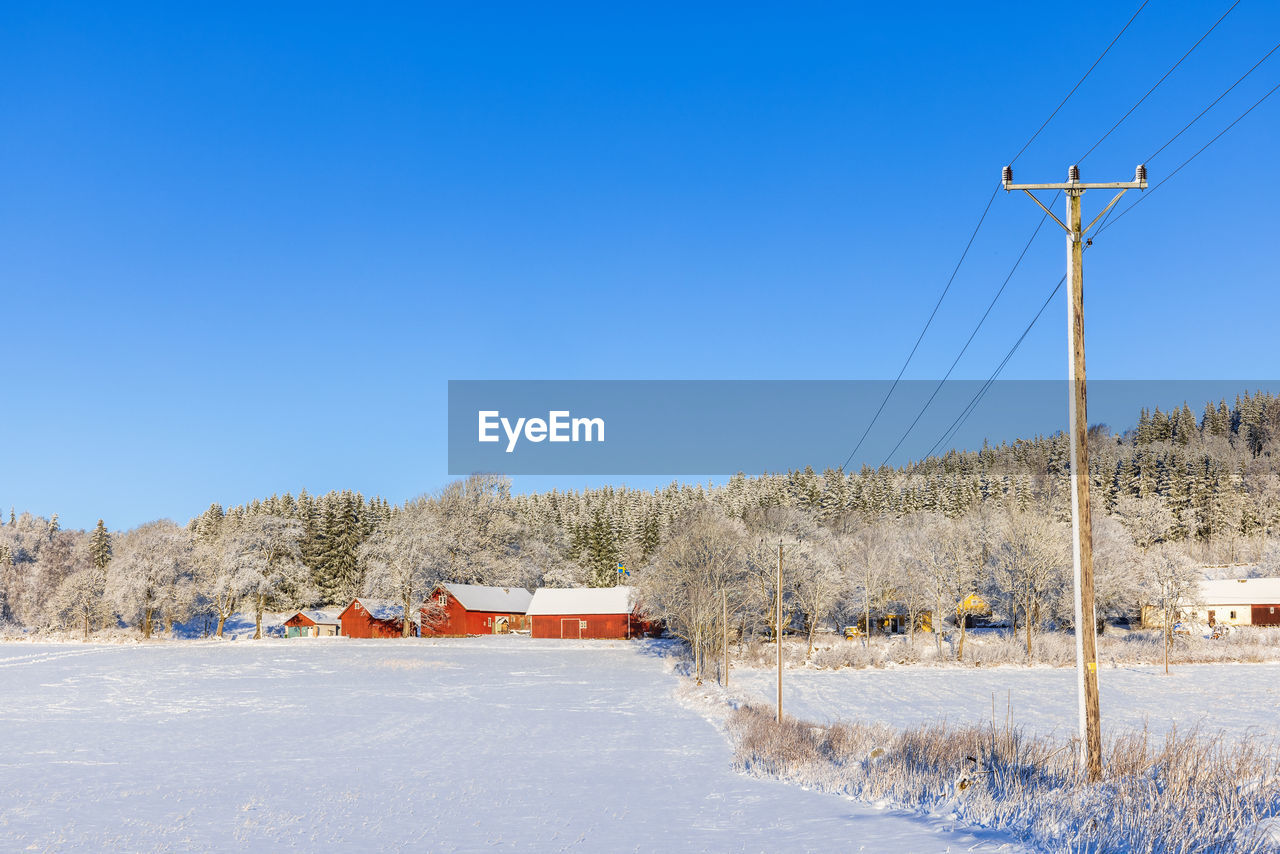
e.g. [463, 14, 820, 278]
[1009, 0, 1150, 164]
[1145, 40, 1279, 163]
[1095, 78, 1280, 237]
[838, 183, 997, 471]
[923, 274, 1067, 461]
[876, 211, 1053, 466]
[1078, 0, 1242, 163]
[902, 4, 1258, 464]
[919, 73, 1280, 462]
[838, 0, 1148, 471]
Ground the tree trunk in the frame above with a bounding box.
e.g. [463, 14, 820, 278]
[1164, 621, 1171, 675]
[83, 610, 89, 641]
[216, 613, 226, 637]
[403, 593, 413, 638]
[142, 608, 153, 639]
[254, 597, 263, 640]
[957, 610, 967, 661]
[1025, 602, 1032, 662]
[934, 594, 944, 654]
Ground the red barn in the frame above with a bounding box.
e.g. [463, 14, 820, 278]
[339, 598, 419, 638]
[283, 610, 340, 638]
[526, 586, 650, 639]
[420, 583, 533, 636]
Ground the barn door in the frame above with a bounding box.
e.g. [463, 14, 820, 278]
[561, 618, 580, 639]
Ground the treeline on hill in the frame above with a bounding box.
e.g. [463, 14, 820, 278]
[3, 391, 1280, 649]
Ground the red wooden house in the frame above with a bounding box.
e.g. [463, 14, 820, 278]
[420, 583, 533, 636]
[283, 610, 340, 638]
[339, 598, 419, 638]
[526, 586, 652, 639]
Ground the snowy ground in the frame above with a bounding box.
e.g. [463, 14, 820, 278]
[732, 659, 1280, 743]
[0, 639, 1023, 852]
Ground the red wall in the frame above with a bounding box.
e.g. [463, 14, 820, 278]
[1253, 604, 1280, 626]
[531, 613, 636, 639]
[284, 614, 317, 628]
[339, 602, 415, 638]
[421, 597, 525, 636]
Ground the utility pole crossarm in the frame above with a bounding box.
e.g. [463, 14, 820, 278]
[1003, 180, 1146, 190]
[1001, 163, 1148, 193]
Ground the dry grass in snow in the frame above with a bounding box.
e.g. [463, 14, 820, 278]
[725, 702, 1280, 853]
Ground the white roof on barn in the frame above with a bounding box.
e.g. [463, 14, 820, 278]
[350, 598, 421, 624]
[439, 583, 533, 614]
[1199, 578, 1280, 606]
[298, 609, 340, 626]
[526, 586, 636, 616]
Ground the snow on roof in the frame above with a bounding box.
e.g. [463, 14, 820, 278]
[351, 598, 421, 624]
[301, 610, 340, 626]
[438, 583, 533, 614]
[526, 586, 636, 616]
[1199, 577, 1280, 606]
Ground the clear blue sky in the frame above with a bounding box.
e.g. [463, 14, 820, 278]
[3, 1, 1278, 530]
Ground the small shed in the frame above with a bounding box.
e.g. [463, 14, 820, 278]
[526, 586, 652, 639]
[339, 598, 420, 638]
[283, 610, 341, 638]
[420, 583, 533, 636]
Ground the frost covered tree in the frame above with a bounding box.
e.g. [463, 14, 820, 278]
[789, 535, 842, 657]
[1091, 513, 1143, 626]
[106, 520, 194, 639]
[638, 504, 747, 681]
[1139, 545, 1201, 674]
[359, 507, 446, 637]
[195, 536, 240, 638]
[908, 514, 980, 659]
[46, 567, 115, 639]
[831, 519, 895, 648]
[222, 515, 312, 639]
[1113, 495, 1175, 555]
[988, 509, 1069, 662]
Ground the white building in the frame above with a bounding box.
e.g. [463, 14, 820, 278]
[1144, 577, 1280, 628]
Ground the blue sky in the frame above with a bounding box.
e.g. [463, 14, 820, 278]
[2, 1, 1278, 530]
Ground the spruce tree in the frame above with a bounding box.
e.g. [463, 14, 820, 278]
[89, 519, 111, 570]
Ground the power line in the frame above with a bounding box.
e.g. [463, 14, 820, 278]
[1095, 78, 1280, 238]
[920, 74, 1280, 462]
[902, 4, 1256, 465]
[1146, 40, 1280, 163]
[923, 274, 1067, 461]
[1078, 0, 1242, 164]
[1088, 40, 1277, 246]
[876, 210, 1053, 466]
[838, 0, 1148, 471]
[1008, 0, 1150, 166]
[839, 182, 997, 471]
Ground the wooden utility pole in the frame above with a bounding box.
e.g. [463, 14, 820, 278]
[776, 541, 783, 723]
[722, 588, 730, 688]
[1003, 163, 1146, 782]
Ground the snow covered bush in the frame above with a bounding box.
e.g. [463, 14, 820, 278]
[727, 703, 1280, 853]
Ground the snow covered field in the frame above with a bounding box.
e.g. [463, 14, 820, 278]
[733, 660, 1280, 743]
[0, 639, 1022, 852]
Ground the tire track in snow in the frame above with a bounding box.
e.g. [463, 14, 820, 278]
[0, 645, 117, 669]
